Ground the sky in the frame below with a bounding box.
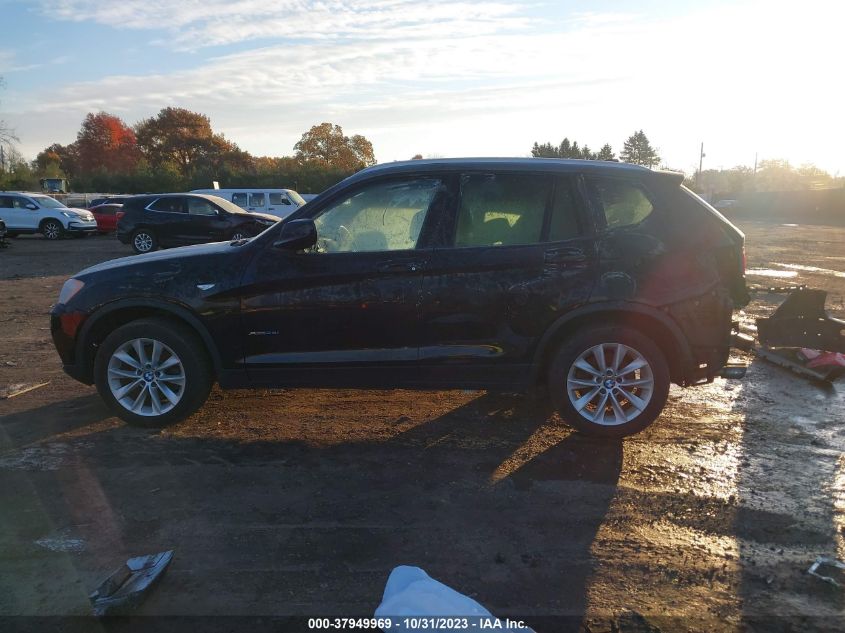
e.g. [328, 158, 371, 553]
[1, 0, 843, 176]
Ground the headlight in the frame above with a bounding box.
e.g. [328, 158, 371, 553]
[61, 211, 74, 218]
[58, 278, 85, 304]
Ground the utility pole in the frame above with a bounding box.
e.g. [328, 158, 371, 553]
[697, 142, 705, 188]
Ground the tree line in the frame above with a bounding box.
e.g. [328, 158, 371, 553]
[531, 130, 660, 168]
[0, 103, 376, 194]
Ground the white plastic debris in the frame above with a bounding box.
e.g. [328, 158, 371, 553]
[375, 566, 534, 631]
[808, 556, 845, 587]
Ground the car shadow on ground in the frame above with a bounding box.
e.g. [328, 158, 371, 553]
[0, 391, 623, 630]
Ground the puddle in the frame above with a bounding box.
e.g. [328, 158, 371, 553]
[746, 269, 798, 278]
[773, 263, 845, 279]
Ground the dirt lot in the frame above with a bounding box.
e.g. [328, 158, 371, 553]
[1, 224, 844, 631]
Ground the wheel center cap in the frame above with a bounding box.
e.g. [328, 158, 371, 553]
[143, 371, 154, 382]
[604, 378, 615, 389]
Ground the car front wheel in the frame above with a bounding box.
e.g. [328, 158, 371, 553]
[41, 220, 64, 240]
[131, 229, 157, 253]
[548, 326, 670, 438]
[94, 318, 213, 427]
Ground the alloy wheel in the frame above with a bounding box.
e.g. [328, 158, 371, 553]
[566, 342, 655, 426]
[134, 232, 154, 252]
[43, 222, 61, 239]
[107, 338, 186, 416]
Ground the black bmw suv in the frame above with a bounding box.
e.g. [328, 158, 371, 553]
[117, 193, 279, 253]
[52, 159, 747, 437]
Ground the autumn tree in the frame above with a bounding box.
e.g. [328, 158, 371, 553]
[75, 112, 141, 173]
[135, 107, 218, 177]
[620, 130, 660, 167]
[294, 122, 376, 170]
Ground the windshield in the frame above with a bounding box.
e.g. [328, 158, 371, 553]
[32, 196, 67, 209]
[287, 190, 306, 206]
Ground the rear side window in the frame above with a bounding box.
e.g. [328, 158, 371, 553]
[149, 198, 185, 214]
[269, 193, 291, 206]
[12, 197, 32, 209]
[455, 173, 552, 247]
[586, 177, 653, 229]
[232, 193, 248, 208]
[248, 193, 265, 208]
[0, 196, 12, 208]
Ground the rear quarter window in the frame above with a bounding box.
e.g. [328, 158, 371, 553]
[587, 177, 654, 229]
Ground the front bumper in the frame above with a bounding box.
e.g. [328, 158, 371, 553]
[66, 221, 98, 234]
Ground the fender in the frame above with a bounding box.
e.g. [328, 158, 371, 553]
[75, 297, 224, 378]
[530, 300, 694, 382]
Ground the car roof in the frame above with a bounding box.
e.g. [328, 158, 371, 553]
[357, 157, 653, 177]
[190, 188, 295, 193]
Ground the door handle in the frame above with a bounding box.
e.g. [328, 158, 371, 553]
[378, 260, 425, 273]
[544, 247, 587, 264]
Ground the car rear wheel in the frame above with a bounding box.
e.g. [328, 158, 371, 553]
[94, 318, 213, 427]
[131, 229, 157, 253]
[548, 326, 669, 438]
[41, 220, 63, 240]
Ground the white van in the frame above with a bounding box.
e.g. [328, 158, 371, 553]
[190, 188, 306, 219]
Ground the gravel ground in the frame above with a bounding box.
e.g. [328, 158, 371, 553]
[1, 224, 844, 632]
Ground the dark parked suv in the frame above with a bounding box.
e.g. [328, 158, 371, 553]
[117, 193, 279, 253]
[52, 159, 747, 436]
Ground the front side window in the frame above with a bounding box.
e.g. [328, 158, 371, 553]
[587, 177, 654, 229]
[13, 197, 35, 209]
[311, 178, 443, 253]
[455, 174, 552, 247]
[232, 193, 248, 208]
[248, 193, 265, 208]
[187, 198, 218, 216]
[32, 196, 65, 209]
[149, 197, 185, 214]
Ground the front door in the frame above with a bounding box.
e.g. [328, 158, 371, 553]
[240, 176, 448, 387]
[418, 171, 598, 388]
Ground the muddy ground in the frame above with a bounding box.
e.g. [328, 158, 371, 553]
[1, 223, 844, 632]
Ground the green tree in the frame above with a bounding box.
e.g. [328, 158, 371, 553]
[596, 143, 615, 161]
[620, 130, 660, 167]
[294, 122, 376, 170]
[531, 142, 559, 158]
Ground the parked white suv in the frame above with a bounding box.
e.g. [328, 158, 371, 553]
[0, 192, 97, 239]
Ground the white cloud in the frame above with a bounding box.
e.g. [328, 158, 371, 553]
[7, 0, 844, 174]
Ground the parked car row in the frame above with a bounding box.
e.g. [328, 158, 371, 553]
[51, 158, 748, 437]
[0, 188, 310, 249]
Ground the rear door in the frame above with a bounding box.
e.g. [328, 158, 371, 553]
[0, 195, 21, 229]
[246, 192, 267, 213]
[146, 196, 190, 245]
[418, 171, 598, 387]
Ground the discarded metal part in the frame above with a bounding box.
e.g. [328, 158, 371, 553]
[731, 331, 755, 351]
[754, 347, 838, 382]
[801, 348, 845, 370]
[756, 288, 845, 353]
[807, 556, 845, 588]
[0, 381, 50, 400]
[89, 550, 173, 616]
[719, 363, 747, 379]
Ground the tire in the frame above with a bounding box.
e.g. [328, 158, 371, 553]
[41, 220, 64, 240]
[94, 318, 213, 428]
[548, 326, 670, 438]
[131, 229, 157, 253]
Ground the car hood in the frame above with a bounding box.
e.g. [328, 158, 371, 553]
[76, 240, 237, 277]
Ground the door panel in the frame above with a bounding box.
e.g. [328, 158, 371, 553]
[418, 172, 597, 386]
[239, 176, 447, 386]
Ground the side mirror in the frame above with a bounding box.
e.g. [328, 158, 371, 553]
[273, 218, 317, 250]
[26, 203, 38, 210]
